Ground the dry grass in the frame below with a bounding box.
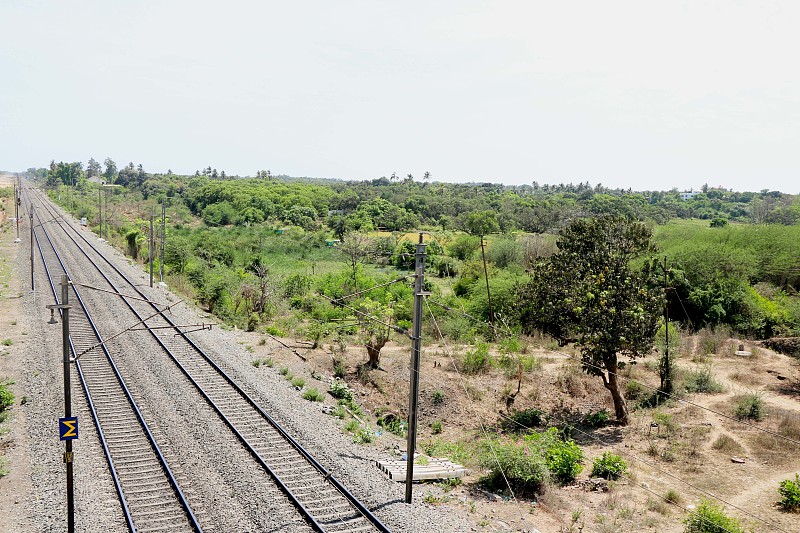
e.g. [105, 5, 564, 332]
[729, 370, 763, 387]
[711, 434, 744, 455]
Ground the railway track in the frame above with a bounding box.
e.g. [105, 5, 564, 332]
[29, 190, 202, 532]
[26, 184, 389, 533]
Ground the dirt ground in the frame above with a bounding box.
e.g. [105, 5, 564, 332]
[0, 172, 33, 531]
[237, 323, 800, 532]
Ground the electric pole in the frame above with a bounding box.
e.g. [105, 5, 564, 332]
[97, 188, 102, 239]
[480, 235, 495, 339]
[47, 275, 74, 533]
[661, 256, 672, 395]
[149, 208, 154, 288]
[30, 204, 35, 291]
[14, 182, 21, 242]
[405, 233, 427, 504]
[160, 202, 166, 283]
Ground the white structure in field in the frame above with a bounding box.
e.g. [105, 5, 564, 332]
[681, 190, 701, 201]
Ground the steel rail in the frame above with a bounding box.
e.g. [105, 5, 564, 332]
[30, 186, 390, 533]
[27, 184, 202, 533]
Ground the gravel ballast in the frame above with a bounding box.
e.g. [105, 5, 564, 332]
[18, 188, 474, 531]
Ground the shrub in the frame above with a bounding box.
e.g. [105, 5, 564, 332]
[462, 342, 492, 374]
[778, 473, 800, 512]
[353, 427, 374, 444]
[683, 499, 745, 533]
[502, 408, 547, 431]
[344, 419, 360, 433]
[683, 366, 724, 394]
[431, 420, 443, 434]
[1, 339, 13, 346]
[377, 414, 405, 437]
[251, 358, 273, 368]
[0, 381, 14, 413]
[479, 427, 582, 494]
[734, 393, 765, 421]
[264, 325, 285, 337]
[290, 377, 306, 388]
[664, 488, 683, 505]
[302, 388, 324, 402]
[431, 390, 445, 405]
[279, 367, 290, 376]
[583, 410, 610, 428]
[625, 380, 647, 401]
[546, 439, 585, 484]
[333, 360, 346, 379]
[479, 438, 549, 495]
[328, 379, 353, 400]
[711, 434, 743, 455]
[591, 452, 628, 480]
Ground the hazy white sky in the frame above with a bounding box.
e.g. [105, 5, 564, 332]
[2, 1, 799, 192]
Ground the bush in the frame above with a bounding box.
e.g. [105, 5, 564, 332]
[431, 420, 443, 434]
[462, 342, 492, 374]
[546, 439, 584, 484]
[328, 379, 353, 400]
[591, 452, 628, 480]
[683, 499, 745, 533]
[583, 410, 610, 428]
[0, 381, 14, 413]
[302, 388, 324, 402]
[377, 414, 405, 437]
[480, 427, 583, 494]
[502, 408, 547, 431]
[431, 390, 445, 405]
[353, 427, 374, 444]
[683, 366, 724, 394]
[734, 393, 765, 421]
[290, 377, 306, 388]
[778, 473, 800, 512]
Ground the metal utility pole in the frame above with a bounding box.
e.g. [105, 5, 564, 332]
[160, 202, 166, 283]
[14, 183, 21, 241]
[29, 205, 35, 291]
[97, 188, 102, 239]
[47, 275, 74, 533]
[480, 235, 495, 339]
[661, 256, 672, 395]
[149, 208, 154, 288]
[405, 233, 427, 504]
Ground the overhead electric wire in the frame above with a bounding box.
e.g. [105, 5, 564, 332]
[422, 297, 530, 527]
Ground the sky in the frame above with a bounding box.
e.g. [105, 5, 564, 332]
[1, 1, 799, 193]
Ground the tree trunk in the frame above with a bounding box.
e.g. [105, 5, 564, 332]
[365, 336, 388, 369]
[603, 356, 629, 425]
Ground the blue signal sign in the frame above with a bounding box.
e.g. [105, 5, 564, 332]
[59, 417, 78, 441]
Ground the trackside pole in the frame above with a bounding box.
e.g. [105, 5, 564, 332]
[405, 233, 427, 503]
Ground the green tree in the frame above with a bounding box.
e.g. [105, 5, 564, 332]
[465, 210, 500, 237]
[518, 216, 663, 425]
[47, 161, 83, 187]
[103, 158, 117, 183]
[86, 157, 102, 178]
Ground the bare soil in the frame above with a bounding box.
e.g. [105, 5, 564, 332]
[238, 326, 800, 532]
[0, 172, 33, 532]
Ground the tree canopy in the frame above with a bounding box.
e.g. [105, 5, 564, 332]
[518, 216, 663, 424]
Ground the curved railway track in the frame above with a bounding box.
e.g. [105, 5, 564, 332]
[29, 191, 202, 532]
[25, 184, 390, 533]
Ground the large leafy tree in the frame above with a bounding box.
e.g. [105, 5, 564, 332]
[518, 216, 663, 424]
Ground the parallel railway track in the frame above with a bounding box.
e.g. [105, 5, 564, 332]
[26, 184, 389, 533]
[30, 190, 202, 532]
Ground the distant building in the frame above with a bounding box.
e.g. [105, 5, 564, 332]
[681, 190, 701, 201]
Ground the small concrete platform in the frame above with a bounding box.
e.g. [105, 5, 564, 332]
[376, 457, 467, 481]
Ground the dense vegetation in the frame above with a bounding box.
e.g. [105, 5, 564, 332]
[31, 161, 800, 377]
